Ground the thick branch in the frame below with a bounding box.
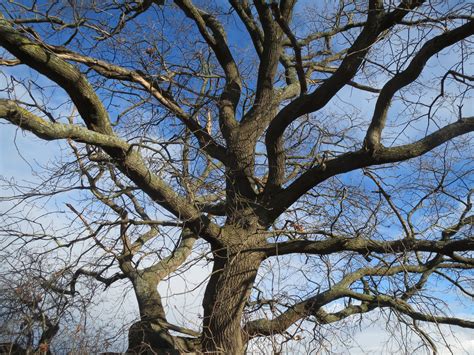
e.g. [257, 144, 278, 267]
[141, 229, 198, 280]
[229, 0, 264, 57]
[0, 99, 127, 149]
[0, 15, 112, 134]
[263, 235, 474, 258]
[364, 20, 474, 150]
[245, 260, 473, 338]
[0, 99, 222, 244]
[251, 0, 289, 109]
[267, 117, 474, 221]
[245, 298, 376, 338]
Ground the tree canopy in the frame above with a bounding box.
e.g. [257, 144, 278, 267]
[0, 0, 473, 353]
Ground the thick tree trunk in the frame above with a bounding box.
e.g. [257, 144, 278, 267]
[201, 247, 264, 354]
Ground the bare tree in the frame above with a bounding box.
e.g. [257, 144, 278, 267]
[0, 250, 108, 354]
[0, 0, 473, 353]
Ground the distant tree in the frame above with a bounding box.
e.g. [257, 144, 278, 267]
[0, 252, 103, 353]
[0, 1, 473, 353]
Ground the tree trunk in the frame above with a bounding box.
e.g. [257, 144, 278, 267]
[128, 272, 194, 354]
[201, 247, 264, 354]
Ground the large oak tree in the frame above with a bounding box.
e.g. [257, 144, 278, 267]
[0, 0, 473, 353]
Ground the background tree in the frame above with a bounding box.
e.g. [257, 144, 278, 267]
[0, 251, 106, 354]
[0, 0, 473, 353]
